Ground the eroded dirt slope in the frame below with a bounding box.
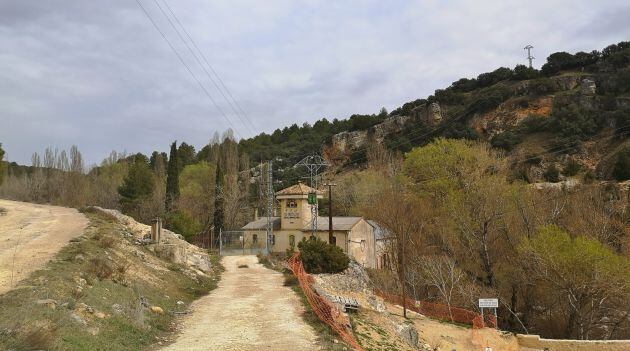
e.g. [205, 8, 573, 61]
[0, 199, 88, 294]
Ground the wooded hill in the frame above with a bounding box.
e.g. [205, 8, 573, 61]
[240, 40, 630, 183]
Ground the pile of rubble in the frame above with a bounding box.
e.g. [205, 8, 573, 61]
[313, 261, 385, 312]
[90, 207, 213, 274]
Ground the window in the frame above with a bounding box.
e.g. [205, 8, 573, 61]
[289, 235, 295, 248]
[331, 236, 336, 245]
[287, 200, 297, 208]
[252, 234, 258, 244]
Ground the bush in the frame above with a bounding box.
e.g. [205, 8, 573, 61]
[297, 237, 349, 274]
[562, 159, 581, 177]
[98, 235, 115, 248]
[166, 210, 202, 241]
[543, 164, 560, 182]
[283, 274, 299, 286]
[88, 257, 114, 280]
[490, 131, 522, 151]
[612, 146, 630, 181]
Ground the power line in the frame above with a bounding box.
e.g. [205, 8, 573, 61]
[161, 0, 256, 133]
[134, 0, 242, 138]
[154, 0, 257, 136]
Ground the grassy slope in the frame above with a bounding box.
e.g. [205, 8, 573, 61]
[0, 211, 221, 351]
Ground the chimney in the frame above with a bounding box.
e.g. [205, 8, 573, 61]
[254, 208, 259, 221]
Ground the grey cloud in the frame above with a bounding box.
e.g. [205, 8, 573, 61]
[1, 0, 629, 165]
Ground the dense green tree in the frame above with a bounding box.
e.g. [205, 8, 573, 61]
[520, 225, 630, 339]
[149, 151, 167, 175]
[512, 64, 540, 80]
[165, 142, 180, 212]
[179, 162, 216, 226]
[177, 142, 196, 171]
[118, 158, 155, 214]
[167, 210, 202, 241]
[541, 52, 578, 75]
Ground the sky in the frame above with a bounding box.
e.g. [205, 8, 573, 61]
[1, 0, 629, 165]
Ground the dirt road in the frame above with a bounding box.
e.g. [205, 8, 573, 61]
[0, 199, 88, 294]
[162, 255, 319, 351]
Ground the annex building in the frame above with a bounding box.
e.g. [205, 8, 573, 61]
[241, 183, 378, 268]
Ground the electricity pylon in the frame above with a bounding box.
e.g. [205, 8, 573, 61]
[295, 155, 329, 236]
[524, 45, 534, 68]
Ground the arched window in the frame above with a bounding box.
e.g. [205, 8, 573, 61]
[289, 235, 295, 248]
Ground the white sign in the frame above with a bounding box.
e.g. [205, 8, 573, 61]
[478, 298, 498, 308]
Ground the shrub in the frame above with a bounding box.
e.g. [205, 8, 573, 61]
[98, 235, 115, 248]
[283, 274, 299, 286]
[528, 78, 557, 96]
[490, 131, 522, 151]
[562, 159, 582, 177]
[612, 146, 630, 181]
[297, 237, 349, 274]
[166, 210, 202, 241]
[88, 257, 114, 280]
[543, 164, 560, 182]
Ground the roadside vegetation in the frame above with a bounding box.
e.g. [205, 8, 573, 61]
[0, 210, 221, 350]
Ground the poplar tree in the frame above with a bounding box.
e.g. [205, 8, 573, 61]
[165, 141, 180, 212]
[0, 143, 5, 186]
[213, 162, 225, 234]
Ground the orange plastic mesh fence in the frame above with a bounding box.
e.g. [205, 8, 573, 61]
[287, 252, 365, 351]
[374, 290, 497, 329]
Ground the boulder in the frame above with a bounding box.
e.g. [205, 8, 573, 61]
[395, 322, 419, 348]
[35, 299, 57, 309]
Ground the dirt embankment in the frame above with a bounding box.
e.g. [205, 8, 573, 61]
[162, 255, 318, 351]
[0, 199, 88, 294]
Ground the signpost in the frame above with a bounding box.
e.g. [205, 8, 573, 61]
[479, 298, 498, 328]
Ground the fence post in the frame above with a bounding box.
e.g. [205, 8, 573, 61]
[219, 228, 222, 255]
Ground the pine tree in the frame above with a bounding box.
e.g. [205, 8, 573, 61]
[165, 141, 180, 212]
[118, 158, 155, 215]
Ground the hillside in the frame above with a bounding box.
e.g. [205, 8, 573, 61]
[239, 41, 630, 184]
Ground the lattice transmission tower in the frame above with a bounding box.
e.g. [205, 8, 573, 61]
[294, 155, 329, 236]
[524, 45, 534, 68]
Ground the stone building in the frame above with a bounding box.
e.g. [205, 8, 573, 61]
[241, 182, 378, 268]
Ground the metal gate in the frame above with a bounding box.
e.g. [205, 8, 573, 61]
[219, 230, 268, 256]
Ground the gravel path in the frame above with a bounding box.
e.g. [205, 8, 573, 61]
[162, 255, 319, 351]
[0, 199, 88, 294]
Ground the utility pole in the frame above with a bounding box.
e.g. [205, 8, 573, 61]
[295, 155, 329, 236]
[266, 160, 273, 254]
[324, 182, 337, 244]
[524, 45, 534, 68]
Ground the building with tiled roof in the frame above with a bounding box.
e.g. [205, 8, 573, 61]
[241, 182, 377, 268]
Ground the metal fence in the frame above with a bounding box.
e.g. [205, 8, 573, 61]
[219, 230, 268, 256]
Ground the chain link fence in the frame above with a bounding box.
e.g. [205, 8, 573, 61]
[219, 230, 268, 256]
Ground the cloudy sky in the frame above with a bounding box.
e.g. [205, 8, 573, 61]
[1, 0, 628, 165]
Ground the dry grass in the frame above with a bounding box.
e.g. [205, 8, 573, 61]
[87, 257, 113, 280]
[98, 235, 115, 248]
[18, 321, 58, 350]
[0, 210, 223, 350]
